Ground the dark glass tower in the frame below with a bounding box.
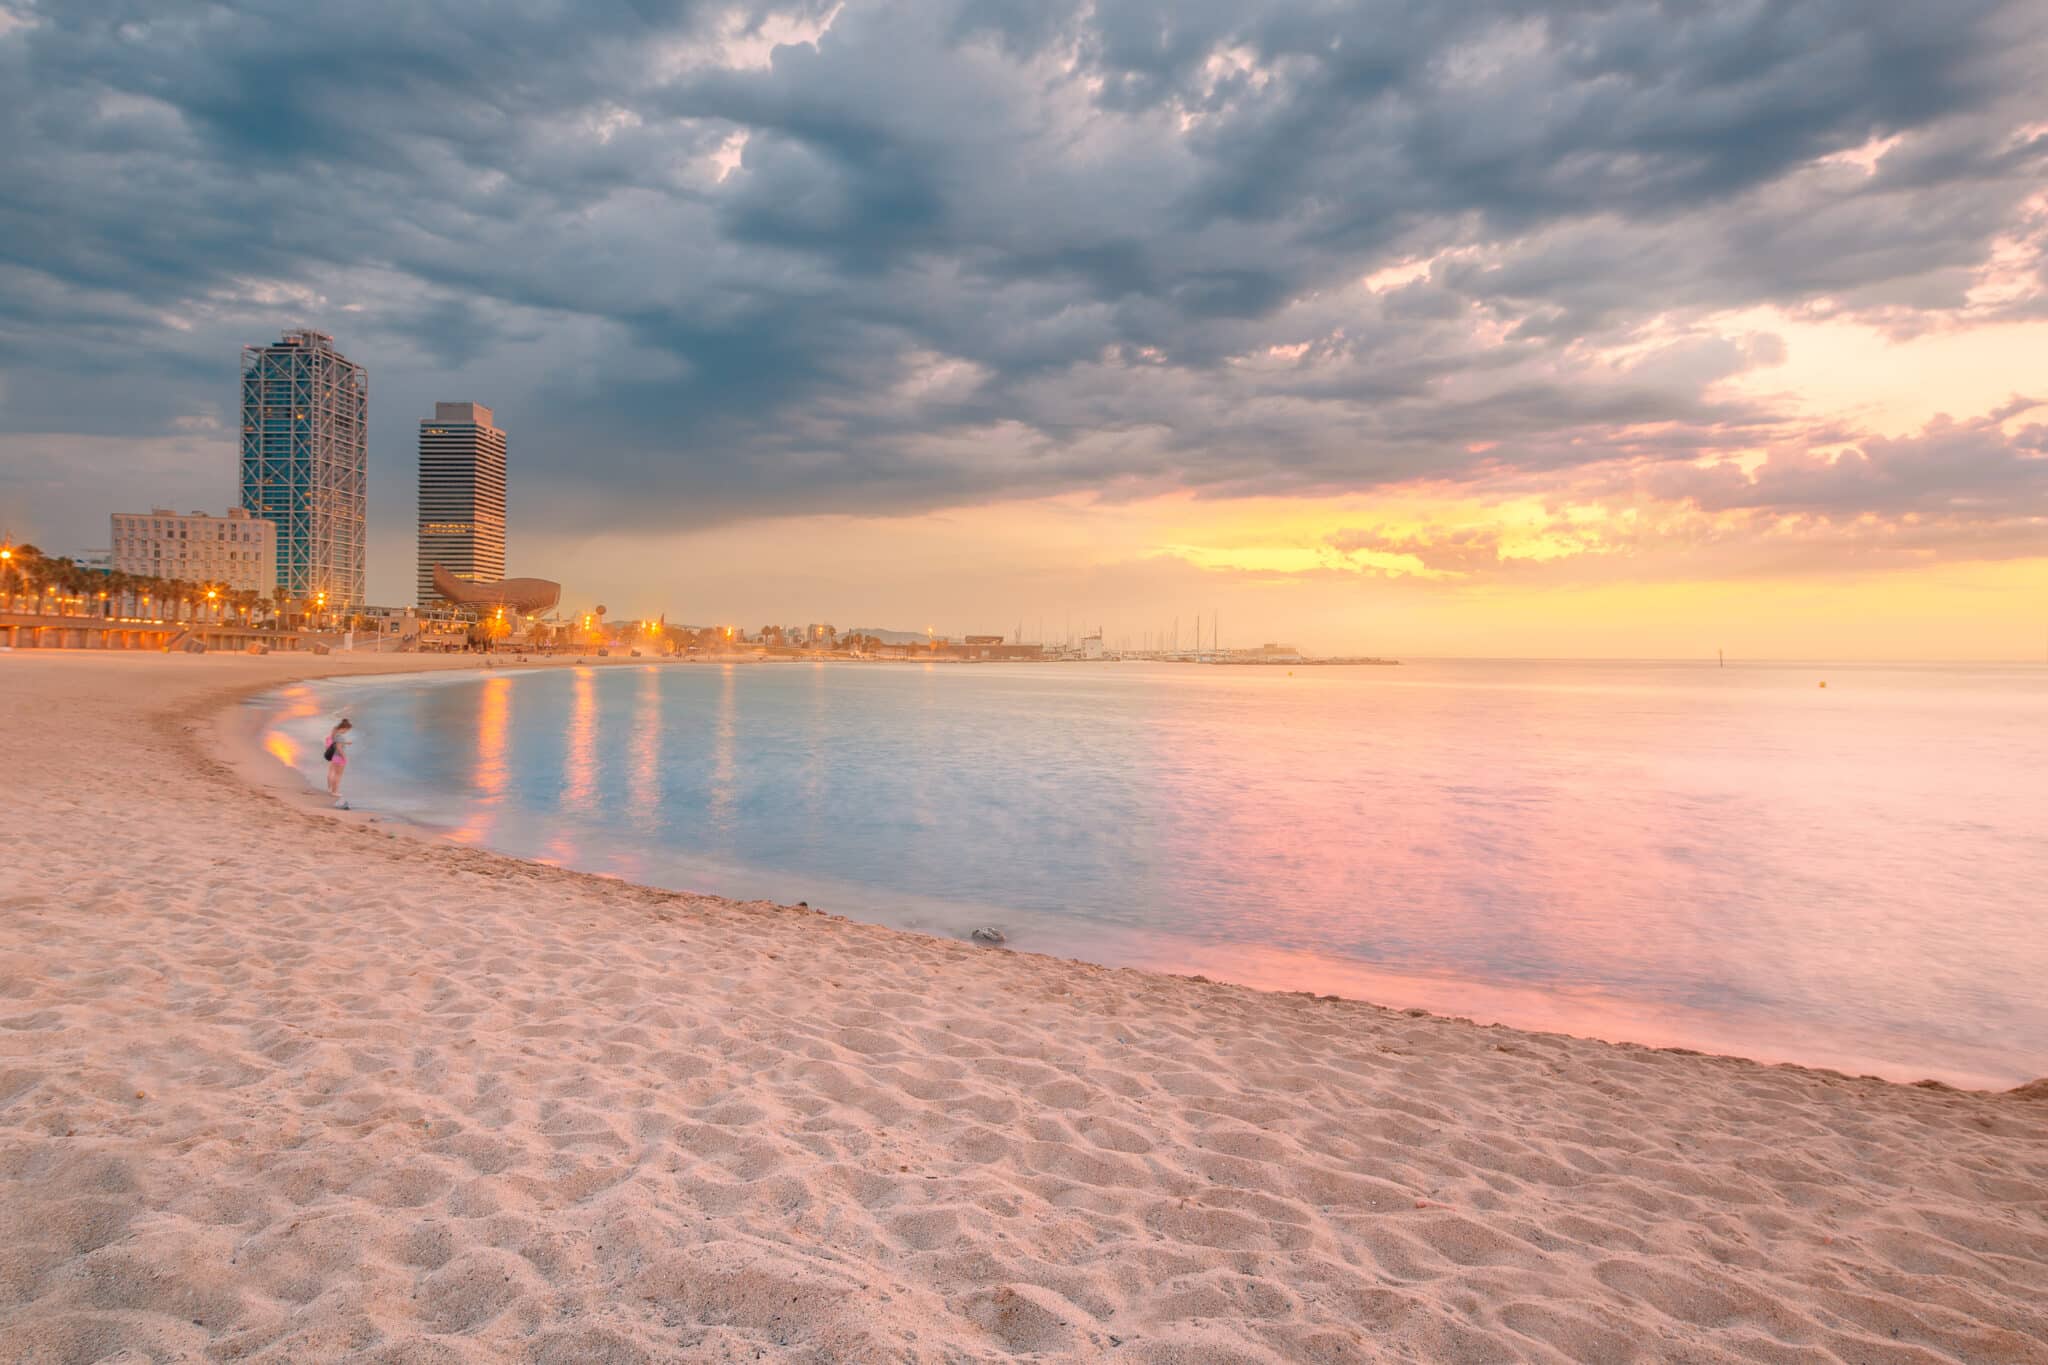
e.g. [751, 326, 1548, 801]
[239, 329, 368, 607]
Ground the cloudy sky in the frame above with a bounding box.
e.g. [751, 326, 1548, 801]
[2, 0, 2045, 656]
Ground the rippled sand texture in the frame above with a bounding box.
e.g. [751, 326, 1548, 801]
[1, 653, 2044, 1364]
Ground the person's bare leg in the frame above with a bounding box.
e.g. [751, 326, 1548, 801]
[327, 763, 341, 798]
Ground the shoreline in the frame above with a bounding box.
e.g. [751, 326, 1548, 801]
[2, 650, 2043, 1362]
[234, 656, 2035, 1097]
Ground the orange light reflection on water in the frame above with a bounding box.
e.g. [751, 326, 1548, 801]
[477, 676, 510, 798]
[450, 675, 512, 845]
[260, 685, 322, 770]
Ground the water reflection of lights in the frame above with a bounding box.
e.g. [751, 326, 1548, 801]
[451, 675, 512, 845]
[628, 667, 662, 832]
[563, 666, 597, 813]
[799, 661, 827, 833]
[261, 686, 323, 770]
[709, 664, 737, 835]
[476, 676, 510, 801]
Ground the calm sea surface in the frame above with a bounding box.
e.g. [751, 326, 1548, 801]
[257, 659, 2048, 1088]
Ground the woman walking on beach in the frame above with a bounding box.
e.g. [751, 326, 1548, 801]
[324, 718, 353, 809]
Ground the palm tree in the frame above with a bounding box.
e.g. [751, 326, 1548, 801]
[67, 562, 93, 616]
[25, 551, 57, 614]
[8, 545, 43, 612]
[50, 557, 89, 614]
[162, 577, 188, 622]
[38, 555, 70, 613]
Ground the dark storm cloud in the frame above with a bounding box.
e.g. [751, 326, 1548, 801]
[2, 0, 2046, 544]
[1651, 402, 2048, 520]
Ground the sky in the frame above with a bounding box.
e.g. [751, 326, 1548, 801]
[1, 0, 2045, 658]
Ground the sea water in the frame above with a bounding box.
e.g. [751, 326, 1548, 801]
[255, 659, 2048, 1088]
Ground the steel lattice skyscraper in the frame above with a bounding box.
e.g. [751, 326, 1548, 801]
[416, 402, 507, 605]
[238, 329, 367, 607]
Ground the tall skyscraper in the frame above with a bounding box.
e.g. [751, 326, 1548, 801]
[239, 329, 368, 607]
[416, 402, 507, 605]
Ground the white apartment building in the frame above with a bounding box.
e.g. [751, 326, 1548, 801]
[111, 507, 277, 593]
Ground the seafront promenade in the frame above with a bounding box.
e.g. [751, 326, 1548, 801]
[0, 608, 291, 653]
[0, 651, 2043, 1362]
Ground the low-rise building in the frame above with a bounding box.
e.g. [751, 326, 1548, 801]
[936, 637, 1045, 661]
[111, 507, 276, 593]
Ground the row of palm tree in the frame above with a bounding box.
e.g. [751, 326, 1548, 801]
[1, 543, 280, 625]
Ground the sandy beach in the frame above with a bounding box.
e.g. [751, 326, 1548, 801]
[0, 651, 2043, 1364]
